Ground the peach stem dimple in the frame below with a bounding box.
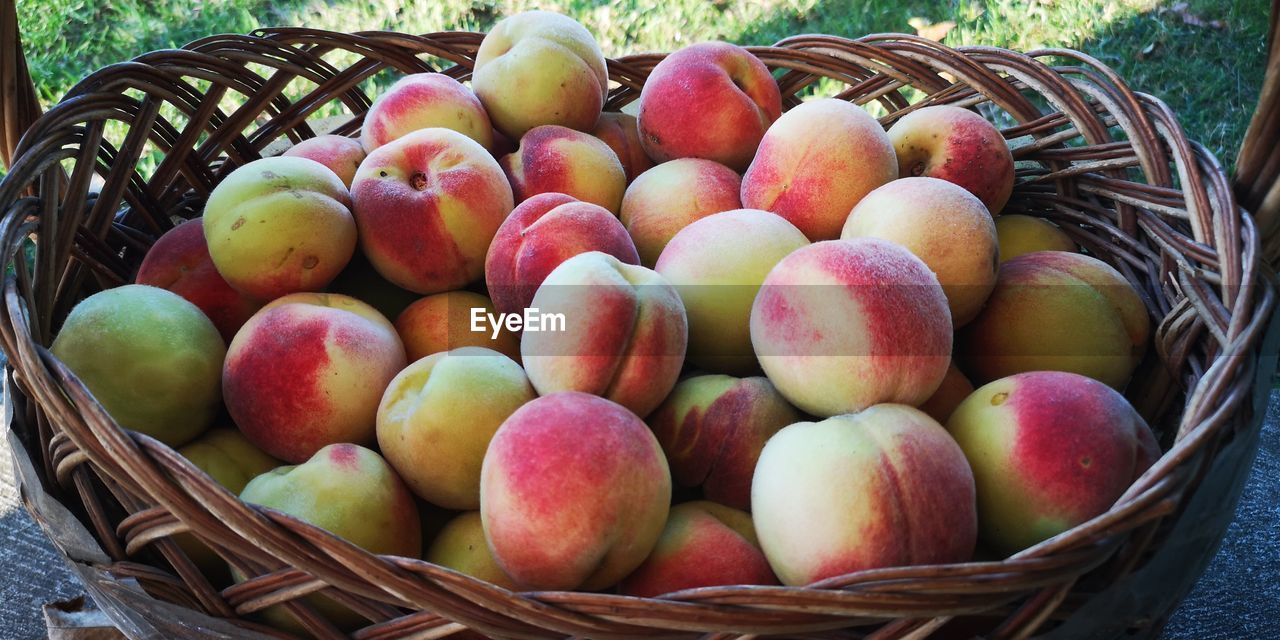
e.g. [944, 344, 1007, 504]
[410, 172, 429, 191]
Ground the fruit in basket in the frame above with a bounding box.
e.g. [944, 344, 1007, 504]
[842, 177, 999, 326]
[591, 112, 654, 182]
[637, 41, 782, 171]
[395, 291, 520, 361]
[223, 293, 406, 463]
[351, 128, 514, 295]
[485, 193, 639, 315]
[750, 238, 952, 417]
[203, 156, 357, 300]
[946, 371, 1160, 553]
[648, 375, 801, 510]
[282, 134, 366, 187]
[959, 251, 1149, 389]
[473, 11, 608, 139]
[620, 158, 743, 267]
[360, 73, 494, 152]
[888, 105, 1016, 215]
[501, 125, 628, 213]
[480, 392, 671, 590]
[655, 209, 808, 374]
[752, 404, 977, 585]
[742, 98, 897, 241]
[134, 218, 261, 342]
[425, 511, 518, 589]
[521, 251, 687, 418]
[995, 214, 1077, 262]
[51, 285, 225, 447]
[618, 501, 778, 596]
[377, 347, 536, 510]
[917, 363, 975, 424]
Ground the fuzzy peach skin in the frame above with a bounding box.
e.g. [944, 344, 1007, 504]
[842, 177, 999, 326]
[501, 125, 627, 213]
[395, 291, 520, 361]
[592, 112, 654, 182]
[742, 99, 897, 241]
[282, 134, 366, 187]
[473, 11, 607, 139]
[889, 105, 1016, 215]
[425, 511, 518, 589]
[946, 371, 1159, 553]
[620, 158, 743, 267]
[655, 210, 808, 374]
[917, 363, 974, 424]
[203, 156, 356, 300]
[521, 251, 688, 418]
[648, 375, 802, 510]
[352, 128, 514, 294]
[637, 41, 782, 171]
[485, 192, 639, 315]
[958, 251, 1150, 389]
[135, 218, 261, 342]
[480, 392, 671, 590]
[995, 214, 1077, 263]
[619, 501, 778, 596]
[750, 239, 952, 417]
[377, 347, 536, 510]
[752, 405, 977, 585]
[361, 73, 494, 152]
[224, 293, 407, 463]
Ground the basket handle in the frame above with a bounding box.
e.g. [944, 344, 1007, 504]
[0, 0, 42, 172]
[1237, 0, 1280, 265]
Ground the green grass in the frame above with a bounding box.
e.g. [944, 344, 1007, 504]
[14, 0, 1270, 170]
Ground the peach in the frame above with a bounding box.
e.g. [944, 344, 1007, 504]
[473, 11, 607, 139]
[648, 375, 801, 510]
[750, 239, 952, 417]
[135, 218, 261, 342]
[351, 128, 514, 294]
[377, 347, 536, 510]
[620, 158, 743, 267]
[889, 105, 1015, 214]
[521, 251, 687, 418]
[918, 363, 974, 424]
[326, 249, 419, 321]
[655, 210, 808, 374]
[480, 392, 670, 590]
[752, 405, 977, 585]
[842, 177, 999, 326]
[51, 285, 225, 446]
[224, 293, 406, 463]
[360, 73, 493, 152]
[638, 42, 781, 171]
[282, 134, 366, 187]
[484, 193, 639, 315]
[946, 371, 1159, 553]
[394, 291, 520, 362]
[500, 125, 627, 213]
[958, 251, 1150, 389]
[619, 501, 777, 596]
[424, 511, 517, 589]
[203, 156, 356, 300]
[591, 112, 654, 182]
[995, 214, 1077, 263]
[742, 99, 897, 241]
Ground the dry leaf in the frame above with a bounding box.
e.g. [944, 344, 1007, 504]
[1163, 2, 1226, 29]
[908, 17, 957, 42]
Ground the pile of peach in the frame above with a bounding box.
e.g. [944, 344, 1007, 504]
[49, 9, 1160, 623]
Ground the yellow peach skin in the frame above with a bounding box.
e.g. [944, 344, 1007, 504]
[995, 215, 1077, 262]
[425, 511, 518, 589]
[395, 291, 520, 362]
[620, 158, 743, 267]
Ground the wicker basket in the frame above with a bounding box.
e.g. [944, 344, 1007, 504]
[2, 4, 1279, 639]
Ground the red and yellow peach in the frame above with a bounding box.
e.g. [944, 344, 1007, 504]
[501, 125, 627, 213]
[591, 112, 654, 182]
[360, 73, 493, 152]
[889, 105, 1016, 215]
[620, 158, 743, 267]
[395, 291, 520, 362]
[282, 134, 366, 187]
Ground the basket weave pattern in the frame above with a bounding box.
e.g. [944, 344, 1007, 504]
[0, 27, 1275, 640]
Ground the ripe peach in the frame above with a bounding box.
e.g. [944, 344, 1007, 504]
[224, 293, 406, 463]
[959, 251, 1149, 389]
[655, 209, 808, 374]
[360, 73, 493, 152]
[591, 112, 654, 182]
[484, 193, 639, 315]
[424, 511, 517, 589]
[480, 392, 670, 590]
[351, 128, 514, 294]
[620, 158, 743, 267]
[501, 125, 627, 213]
[637, 41, 782, 171]
[750, 239, 952, 417]
[946, 371, 1159, 553]
[394, 291, 520, 362]
[918, 363, 974, 424]
[648, 375, 801, 510]
[752, 405, 977, 585]
[203, 156, 356, 300]
[742, 99, 897, 241]
[995, 215, 1077, 263]
[282, 134, 366, 187]
[889, 105, 1015, 214]
[842, 177, 999, 326]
